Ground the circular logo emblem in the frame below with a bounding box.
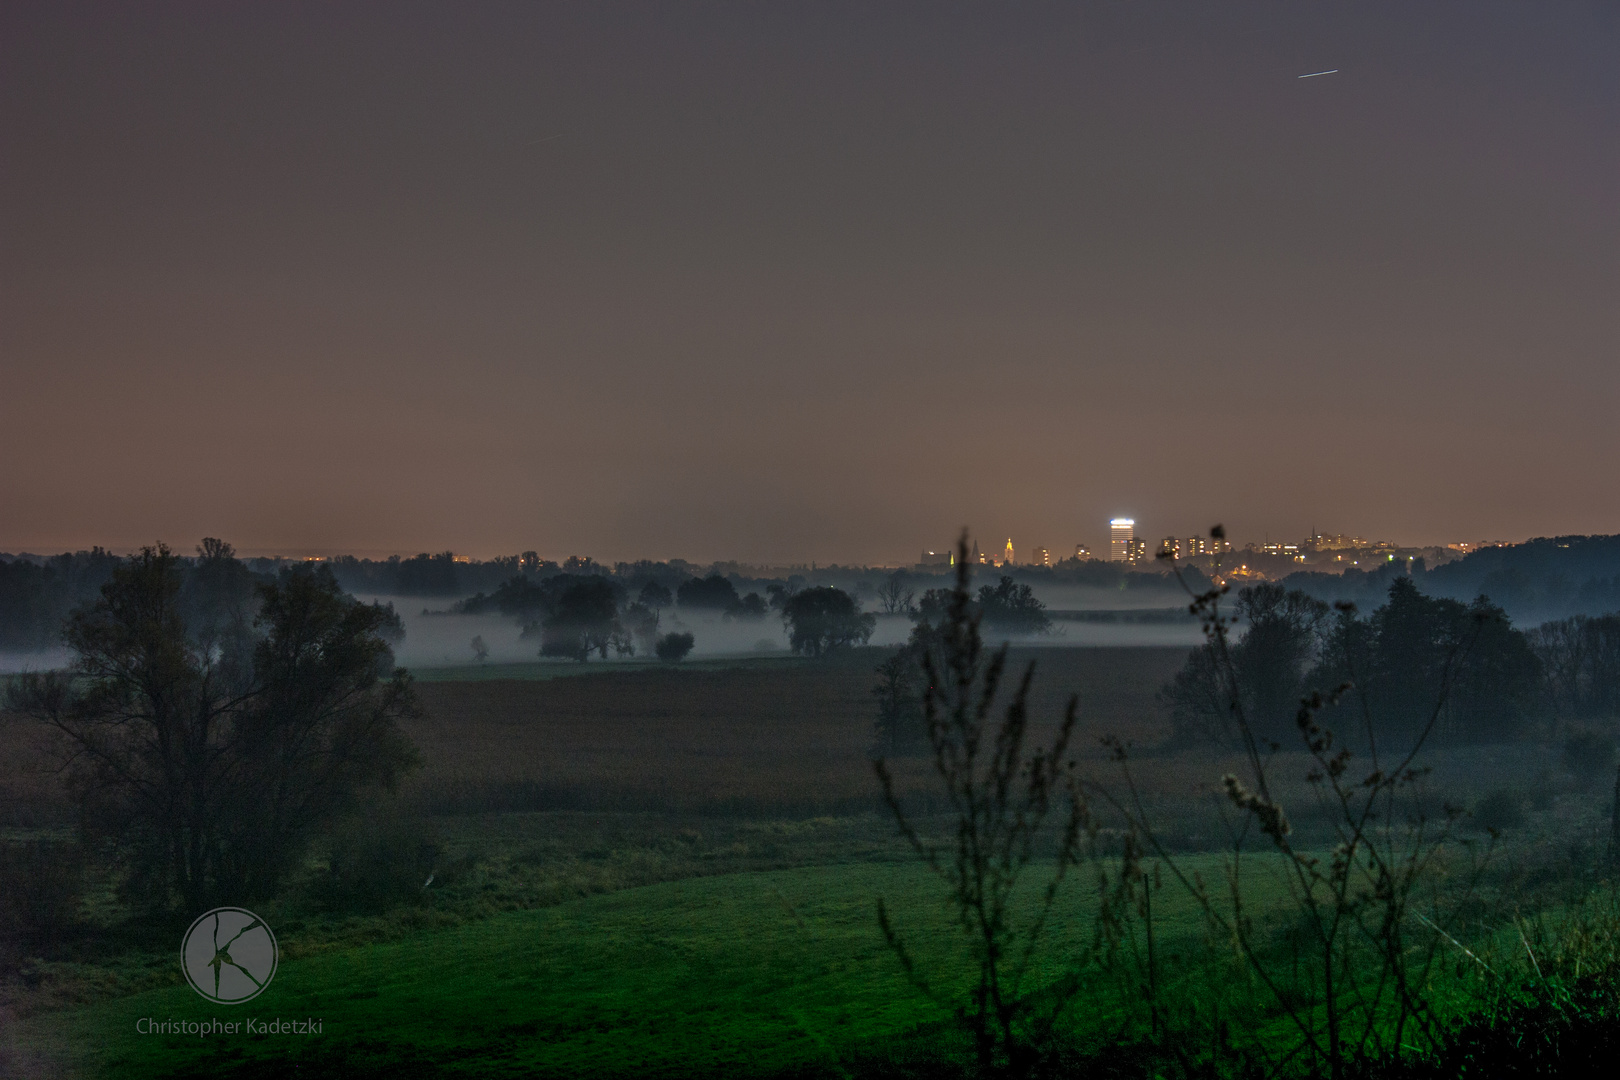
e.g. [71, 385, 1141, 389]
[181, 907, 279, 1003]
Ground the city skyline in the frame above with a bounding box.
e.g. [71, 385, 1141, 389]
[0, 515, 1538, 570]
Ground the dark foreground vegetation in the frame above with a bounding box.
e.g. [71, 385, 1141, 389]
[5, 536, 1620, 1078]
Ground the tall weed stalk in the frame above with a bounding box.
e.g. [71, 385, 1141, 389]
[874, 532, 1091, 1078]
[1093, 527, 1495, 1079]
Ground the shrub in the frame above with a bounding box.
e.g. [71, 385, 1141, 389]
[1563, 729, 1617, 790]
[0, 840, 84, 962]
[1472, 788, 1526, 832]
[655, 632, 695, 662]
[319, 809, 442, 914]
[1360, 967, 1620, 1079]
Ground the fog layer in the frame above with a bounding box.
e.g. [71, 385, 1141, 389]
[374, 589, 1203, 670]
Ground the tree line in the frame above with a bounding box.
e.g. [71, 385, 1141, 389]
[0, 548, 122, 649]
[450, 563, 1063, 667]
[1160, 575, 1618, 749]
[455, 569, 887, 662]
[1280, 534, 1620, 625]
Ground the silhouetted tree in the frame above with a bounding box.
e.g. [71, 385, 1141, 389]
[391, 552, 461, 595]
[915, 587, 953, 625]
[622, 602, 661, 654]
[182, 538, 260, 660]
[6, 549, 417, 910]
[637, 581, 674, 611]
[677, 574, 741, 611]
[0, 547, 121, 649]
[1159, 644, 1232, 747]
[1528, 613, 1620, 720]
[782, 587, 875, 657]
[1231, 584, 1330, 739]
[471, 635, 489, 664]
[976, 576, 1051, 636]
[872, 648, 924, 755]
[369, 600, 406, 644]
[1311, 577, 1542, 744]
[1163, 583, 1330, 747]
[482, 574, 567, 620]
[655, 631, 695, 662]
[726, 593, 769, 620]
[877, 571, 916, 616]
[538, 576, 628, 661]
[218, 565, 419, 900]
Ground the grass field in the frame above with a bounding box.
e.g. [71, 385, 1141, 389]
[13, 857, 1306, 1079]
[3, 644, 1612, 1078]
[400, 646, 1189, 817]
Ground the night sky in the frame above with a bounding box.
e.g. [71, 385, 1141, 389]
[3, 2, 1615, 563]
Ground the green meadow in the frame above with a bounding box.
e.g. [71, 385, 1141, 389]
[17, 857, 1298, 1079]
[4, 650, 1611, 1077]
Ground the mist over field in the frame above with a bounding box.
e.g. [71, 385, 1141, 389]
[0, 616, 1206, 673]
[372, 599, 802, 667]
[0, 577, 1204, 675]
[374, 579, 1205, 670]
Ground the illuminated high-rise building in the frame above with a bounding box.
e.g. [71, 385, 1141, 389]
[1032, 546, 1051, 567]
[1109, 518, 1135, 563]
[1074, 544, 1091, 560]
[1003, 538, 1015, 566]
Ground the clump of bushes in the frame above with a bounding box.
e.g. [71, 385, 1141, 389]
[317, 808, 442, 914]
[1362, 966, 1620, 1078]
[1563, 729, 1617, 790]
[1472, 788, 1526, 832]
[655, 631, 695, 662]
[0, 840, 84, 965]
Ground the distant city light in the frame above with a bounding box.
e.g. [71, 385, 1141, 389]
[1109, 518, 1137, 564]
